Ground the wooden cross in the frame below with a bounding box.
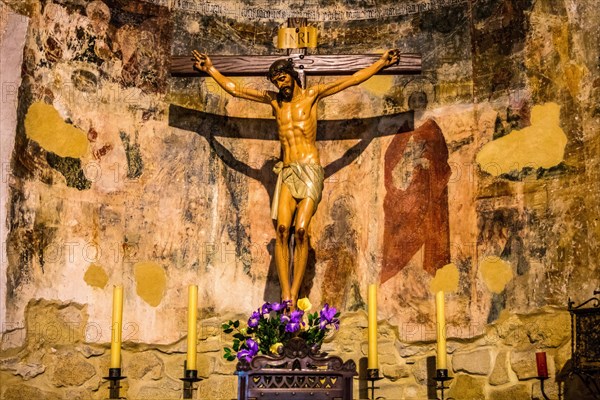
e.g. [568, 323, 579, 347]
[168, 18, 421, 145]
[170, 51, 421, 82]
[170, 19, 421, 86]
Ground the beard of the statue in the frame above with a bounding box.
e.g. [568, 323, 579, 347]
[279, 82, 294, 102]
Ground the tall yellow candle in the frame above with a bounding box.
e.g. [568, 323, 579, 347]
[186, 285, 198, 370]
[110, 285, 123, 369]
[367, 284, 379, 369]
[435, 291, 447, 370]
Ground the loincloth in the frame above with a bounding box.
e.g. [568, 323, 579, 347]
[271, 161, 325, 220]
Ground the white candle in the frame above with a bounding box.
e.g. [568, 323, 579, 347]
[110, 285, 123, 369]
[186, 285, 198, 370]
[367, 284, 378, 369]
[435, 291, 447, 370]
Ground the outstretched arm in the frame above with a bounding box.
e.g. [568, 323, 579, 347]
[193, 50, 275, 104]
[315, 49, 400, 99]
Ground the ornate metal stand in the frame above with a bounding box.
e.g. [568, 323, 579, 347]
[433, 369, 454, 400]
[103, 367, 126, 399]
[568, 290, 600, 398]
[180, 363, 202, 399]
[366, 368, 383, 400]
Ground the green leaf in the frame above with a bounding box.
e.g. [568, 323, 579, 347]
[233, 320, 240, 328]
[223, 328, 234, 334]
[226, 354, 236, 361]
[221, 323, 230, 330]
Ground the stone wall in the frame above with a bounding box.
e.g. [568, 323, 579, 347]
[0, 301, 577, 399]
[1, 0, 599, 399]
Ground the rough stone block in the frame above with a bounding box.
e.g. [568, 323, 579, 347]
[214, 356, 237, 375]
[523, 312, 570, 348]
[410, 356, 436, 385]
[377, 380, 426, 400]
[0, 356, 45, 380]
[75, 345, 104, 358]
[396, 342, 433, 358]
[48, 351, 96, 387]
[489, 384, 530, 400]
[379, 340, 399, 365]
[340, 312, 368, 329]
[382, 363, 410, 381]
[134, 383, 181, 399]
[64, 389, 94, 400]
[124, 351, 163, 380]
[510, 350, 539, 380]
[447, 374, 486, 400]
[197, 354, 216, 377]
[490, 314, 528, 347]
[198, 317, 224, 340]
[489, 351, 510, 385]
[198, 336, 223, 353]
[2, 384, 62, 400]
[196, 374, 238, 399]
[452, 348, 492, 375]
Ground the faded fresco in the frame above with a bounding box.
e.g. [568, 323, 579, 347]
[1, 0, 599, 398]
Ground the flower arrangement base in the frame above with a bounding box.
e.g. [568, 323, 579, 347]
[235, 337, 357, 400]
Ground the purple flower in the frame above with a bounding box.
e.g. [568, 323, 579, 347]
[248, 311, 261, 328]
[246, 338, 259, 353]
[319, 317, 340, 330]
[320, 304, 337, 322]
[237, 338, 259, 362]
[282, 310, 304, 333]
[271, 300, 291, 312]
[285, 320, 301, 333]
[237, 349, 253, 362]
[318, 304, 339, 330]
[290, 309, 304, 322]
[261, 302, 272, 315]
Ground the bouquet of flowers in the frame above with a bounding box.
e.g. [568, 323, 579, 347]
[222, 298, 340, 362]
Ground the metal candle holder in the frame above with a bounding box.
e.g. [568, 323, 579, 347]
[366, 368, 383, 400]
[536, 376, 551, 400]
[104, 367, 126, 399]
[180, 365, 202, 399]
[433, 369, 454, 400]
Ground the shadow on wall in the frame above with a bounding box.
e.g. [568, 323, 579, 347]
[168, 105, 415, 297]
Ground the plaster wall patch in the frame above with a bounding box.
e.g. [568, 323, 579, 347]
[476, 103, 567, 176]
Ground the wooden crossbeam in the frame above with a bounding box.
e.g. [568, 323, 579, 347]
[170, 53, 421, 77]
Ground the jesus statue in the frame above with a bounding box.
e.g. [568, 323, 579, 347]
[193, 49, 401, 306]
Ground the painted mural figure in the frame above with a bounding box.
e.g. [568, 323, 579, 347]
[192, 49, 400, 305]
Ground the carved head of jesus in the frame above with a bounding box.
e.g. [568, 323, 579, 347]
[267, 59, 302, 102]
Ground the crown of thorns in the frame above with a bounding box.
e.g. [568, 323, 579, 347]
[267, 59, 302, 88]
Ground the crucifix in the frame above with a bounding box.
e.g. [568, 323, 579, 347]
[169, 18, 422, 307]
[171, 19, 421, 84]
